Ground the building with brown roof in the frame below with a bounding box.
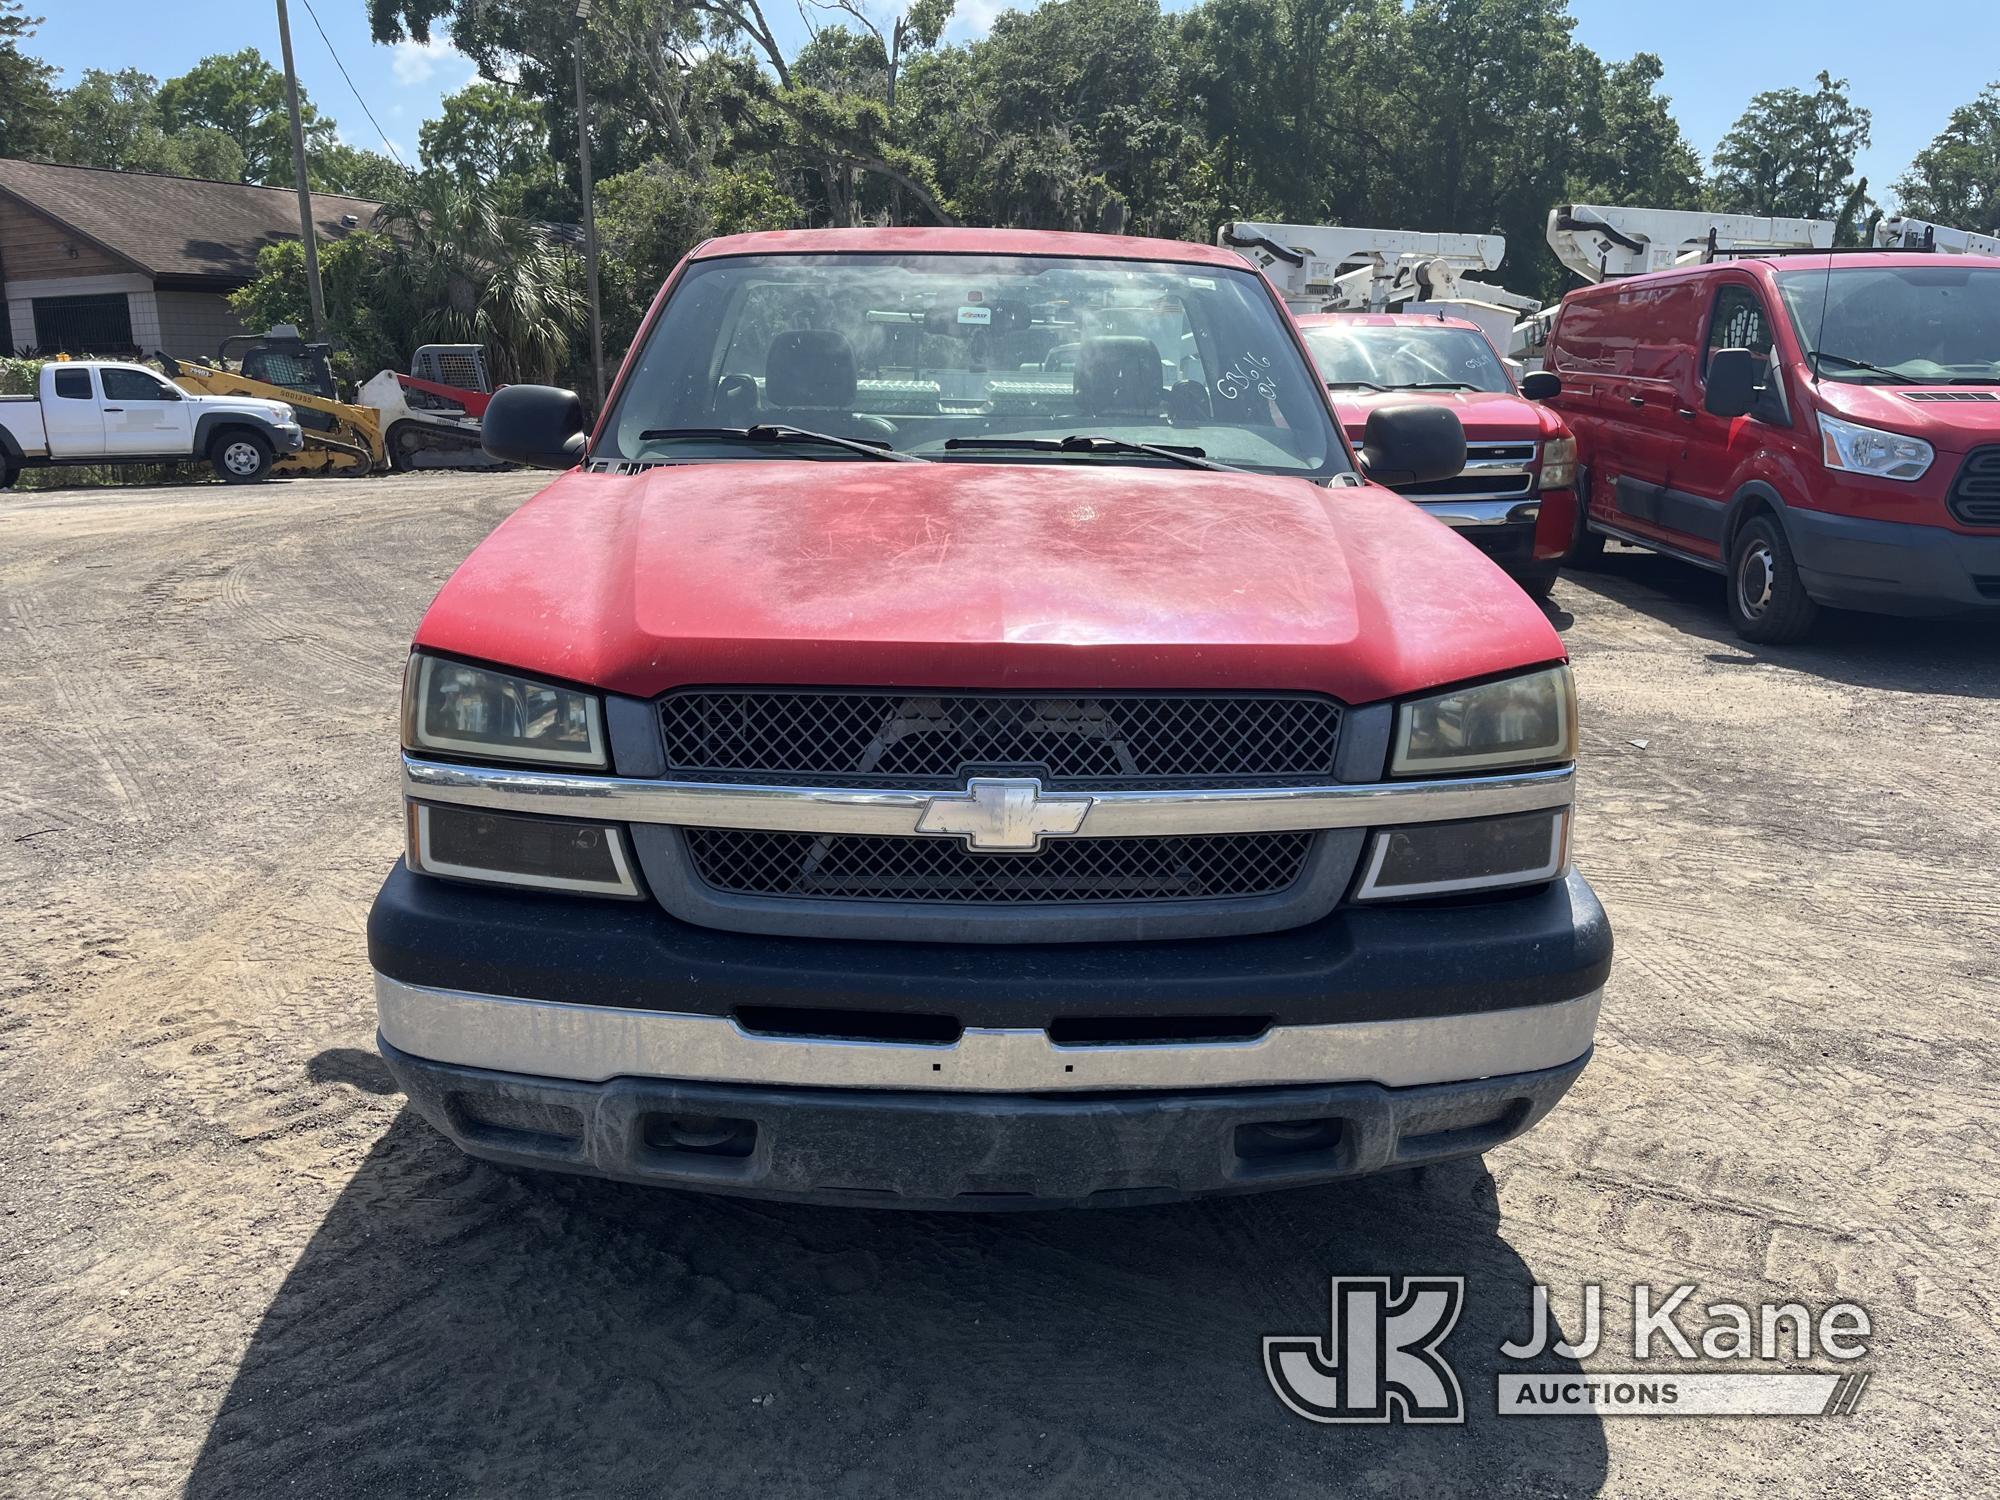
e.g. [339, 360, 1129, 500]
[0, 157, 381, 358]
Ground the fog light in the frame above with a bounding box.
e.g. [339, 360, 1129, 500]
[408, 802, 639, 896]
[1355, 809, 1569, 901]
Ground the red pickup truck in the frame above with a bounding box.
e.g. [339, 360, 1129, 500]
[368, 228, 1609, 1208]
[1298, 312, 1579, 599]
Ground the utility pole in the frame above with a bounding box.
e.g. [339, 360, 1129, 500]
[574, 0, 605, 405]
[274, 0, 326, 341]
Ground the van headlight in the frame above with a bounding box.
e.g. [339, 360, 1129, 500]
[402, 652, 607, 768]
[1391, 665, 1576, 776]
[1540, 436, 1577, 489]
[1816, 413, 1932, 481]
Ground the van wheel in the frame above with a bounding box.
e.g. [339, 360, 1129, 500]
[213, 431, 275, 484]
[1517, 564, 1559, 602]
[1727, 516, 1819, 644]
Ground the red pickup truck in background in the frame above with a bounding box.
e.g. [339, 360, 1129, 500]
[1298, 312, 1580, 600]
[368, 228, 1609, 1209]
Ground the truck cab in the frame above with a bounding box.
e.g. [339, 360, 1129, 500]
[1545, 252, 2000, 640]
[1298, 312, 1579, 599]
[367, 228, 1609, 1209]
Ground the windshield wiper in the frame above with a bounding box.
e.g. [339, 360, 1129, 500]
[941, 434, 1235, 471]
[1402, 381, 1482, 391]
[1807, 353, 1921, 384]
[635, 424, 922, 462]
[1326, 380, 1388, 392]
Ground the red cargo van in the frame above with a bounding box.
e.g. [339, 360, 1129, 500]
[1545, 252, 2000, 641]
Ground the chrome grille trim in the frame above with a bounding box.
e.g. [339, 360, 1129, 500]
[1393, 440, 1539, 504]
[403, 756, 1576, 837]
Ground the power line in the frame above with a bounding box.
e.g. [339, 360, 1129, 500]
[295, 0, 413, 172]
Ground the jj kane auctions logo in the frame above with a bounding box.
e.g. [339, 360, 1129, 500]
[1266, 1278, 1873, 1423]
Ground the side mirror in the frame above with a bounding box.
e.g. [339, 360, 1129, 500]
[1521, 369, 1562, 401]
[1358, 404, 1467, 488]
[482, 383, 589, 469]
[1705, 348, 1757, 419]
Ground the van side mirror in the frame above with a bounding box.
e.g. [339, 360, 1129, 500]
[483, 384, 589, 469]
[1358, 404, 1467, 487]
[1705, 348, 1757, 419]
[1521, 370, 1562, 401]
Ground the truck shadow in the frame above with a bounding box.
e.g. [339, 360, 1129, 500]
[1558, 547, 2000, 699]
[184, 1103, 1609, 1498]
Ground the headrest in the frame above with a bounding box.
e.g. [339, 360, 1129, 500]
[1074, 336, 1162, 418]
[765, 329, 857, 409]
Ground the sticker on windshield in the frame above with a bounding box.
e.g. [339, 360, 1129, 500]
[958, 305, 992, 326]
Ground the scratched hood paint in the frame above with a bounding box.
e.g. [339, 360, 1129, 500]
[415, 460, 1564, 704]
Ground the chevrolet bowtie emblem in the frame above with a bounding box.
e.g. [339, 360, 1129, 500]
[915, 778, 1094, 852]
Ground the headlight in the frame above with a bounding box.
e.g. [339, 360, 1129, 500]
[1392, 665, 1576, 776]
[1816, 413, 1932, 482]
[403, 653, 607, 767]
[1540, 436, 1577, 490]
[1354, 808, 1570, 901]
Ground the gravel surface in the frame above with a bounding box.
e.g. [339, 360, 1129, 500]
[2, 471, 1995, 1498]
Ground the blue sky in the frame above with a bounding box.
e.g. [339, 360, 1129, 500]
[25, 0, 2000, 204]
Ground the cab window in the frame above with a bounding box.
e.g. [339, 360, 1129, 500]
[1704, 283, 1787, 422]
[52, 368, 93, 400]
[101, 367, 182, 402]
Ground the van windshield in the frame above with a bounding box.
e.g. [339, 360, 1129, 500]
[1777, 265, 2000, 384]
[1301, 322, 1514, 394]
[600, 253, 1350, 475]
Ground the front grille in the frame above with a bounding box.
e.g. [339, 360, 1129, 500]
[1395, 441, 1537, 501]
[1949, 447, 2000, 526]
[658, 690, 1343, 789]
[684, 829, 1315, 904]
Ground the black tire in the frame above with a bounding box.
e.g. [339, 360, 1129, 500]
[1516, 563, 1560, 602]
[388, 422, 425, 473]
[212, 429, 275, 484]
[0, 456, 16, 491]
[1726, 515, 1820, 644]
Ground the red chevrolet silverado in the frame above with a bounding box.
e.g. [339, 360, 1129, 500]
[369, 228, 1609, 1208]
[1297, 312, 1580, 599]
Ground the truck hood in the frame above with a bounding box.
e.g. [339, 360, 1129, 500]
[1330, 387, 1559, 444]
[1810, 377, 2000, 448]
[414, 460, 1562, 705]
[192, 393, 293, 422]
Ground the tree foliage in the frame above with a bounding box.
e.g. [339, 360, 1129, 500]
[1710, 70, 1872, 223]
[154, 48, 338, 186]
[0, 1, 60, 160]
[1893, 80, 2000, 233]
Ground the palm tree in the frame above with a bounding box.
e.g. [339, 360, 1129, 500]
[373, 175, 585, 386]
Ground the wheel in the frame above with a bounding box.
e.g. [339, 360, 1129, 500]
[1726, 515, 1820, 643]
[0, 457, 16, 491]
[1516, 563, 1560, 602]
[212, 431, 274, 484]
[388, 422, 427, 472]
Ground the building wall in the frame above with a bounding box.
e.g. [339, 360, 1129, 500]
[3, 271, 159, 356]
[0, 196, 130, 280]
[155, 288, 249, 361]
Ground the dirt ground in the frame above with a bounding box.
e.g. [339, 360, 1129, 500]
[1, 470, 1995, 1498]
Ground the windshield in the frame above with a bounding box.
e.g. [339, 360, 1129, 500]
[1777, 265, 2000, 384]
[601, 253, 1350, 475]
[1300, 322, 1513, 394]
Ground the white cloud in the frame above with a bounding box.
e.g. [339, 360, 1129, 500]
[945, 0, 1014, 38]
[391, 30, 462, 85]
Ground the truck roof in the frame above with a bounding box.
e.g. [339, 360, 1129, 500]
[691, 226, 1257, 270]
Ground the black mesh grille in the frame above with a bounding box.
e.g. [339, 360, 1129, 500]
[1949, 447, 2000, 527]
[658, 690, 1342, 789]
[684, 829, 1315, 904]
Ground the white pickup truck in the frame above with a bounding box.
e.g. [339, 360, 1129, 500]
[0, 360, 304, 486]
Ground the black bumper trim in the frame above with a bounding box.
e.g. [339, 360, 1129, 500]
[1785, 505, 2000, 615]
[366, 863, 1611, 1030]
[380, 1036, 1592, 1209]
